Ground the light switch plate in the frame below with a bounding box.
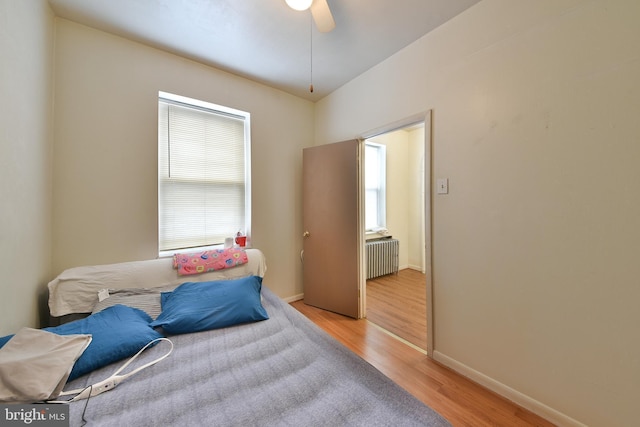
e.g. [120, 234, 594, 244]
[437, 178, 449, 194]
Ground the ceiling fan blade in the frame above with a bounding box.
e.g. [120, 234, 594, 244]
[310, 0, 335, 33]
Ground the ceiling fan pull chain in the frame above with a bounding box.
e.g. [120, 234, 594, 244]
[309, 12, 314, 93]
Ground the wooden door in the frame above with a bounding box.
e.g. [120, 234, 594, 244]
[302, 140, 362, 318]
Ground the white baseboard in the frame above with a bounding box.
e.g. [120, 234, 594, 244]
[283, 293, 304, 303]
[432, 351, 586, 427]
[406, 264, 425, 272]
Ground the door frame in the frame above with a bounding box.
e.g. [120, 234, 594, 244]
[358, 110, 434, 356]
[357, 141, 366, 318]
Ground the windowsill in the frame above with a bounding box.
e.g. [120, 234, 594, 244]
[159, 243, 251, 259]
[365, 230, 392, 241]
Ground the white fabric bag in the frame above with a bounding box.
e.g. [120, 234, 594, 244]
[0, 328, 91, 403]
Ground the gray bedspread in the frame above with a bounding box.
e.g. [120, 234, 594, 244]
[65, 287, 450, 426]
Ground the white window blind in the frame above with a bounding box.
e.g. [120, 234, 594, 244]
[365, 142, 386, 231]
[158, 92, 251, 253]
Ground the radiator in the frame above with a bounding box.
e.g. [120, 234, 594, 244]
[366, 238, 399, 279]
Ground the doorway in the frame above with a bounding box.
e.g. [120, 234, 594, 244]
[362, 117, 431, 353]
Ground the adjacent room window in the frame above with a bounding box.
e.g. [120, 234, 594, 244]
[158, 91, 251, 255]
[364, 141, 386, 232]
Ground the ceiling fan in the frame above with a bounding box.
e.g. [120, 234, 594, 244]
[285, 0, 336, 33]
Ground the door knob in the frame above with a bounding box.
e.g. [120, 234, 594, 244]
[303, 231, 310, 238]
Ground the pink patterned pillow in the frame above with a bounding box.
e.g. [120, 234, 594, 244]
[173, 248, 248, 276]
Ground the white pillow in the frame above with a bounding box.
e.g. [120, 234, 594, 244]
[91, 287, 178, 320]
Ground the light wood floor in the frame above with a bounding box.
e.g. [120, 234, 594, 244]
[366, 268, 427, 350]
[290, 300, 555, 427]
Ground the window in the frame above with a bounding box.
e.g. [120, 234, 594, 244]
[158, 91, 251, 254]
[364, 141, 386, 232]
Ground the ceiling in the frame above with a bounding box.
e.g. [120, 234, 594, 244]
[48, 0, 481, 102]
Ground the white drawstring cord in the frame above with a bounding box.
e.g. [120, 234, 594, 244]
[50, 337, 173, 403]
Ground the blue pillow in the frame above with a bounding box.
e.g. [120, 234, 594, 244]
[151, 276, 269, 334]
[0, 334, 12, 348]
[45, 305, 163, 381]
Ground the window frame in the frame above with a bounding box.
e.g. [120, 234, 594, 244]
[364, 141, 387, 233]
[157, 91, 251, 257]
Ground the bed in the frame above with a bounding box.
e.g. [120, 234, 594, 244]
[3, 249, 450, 426]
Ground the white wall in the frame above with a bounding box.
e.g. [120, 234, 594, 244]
[0, 0, 54, 335]
[52, 20, 314, 299]
[315, 1, 640, 426]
